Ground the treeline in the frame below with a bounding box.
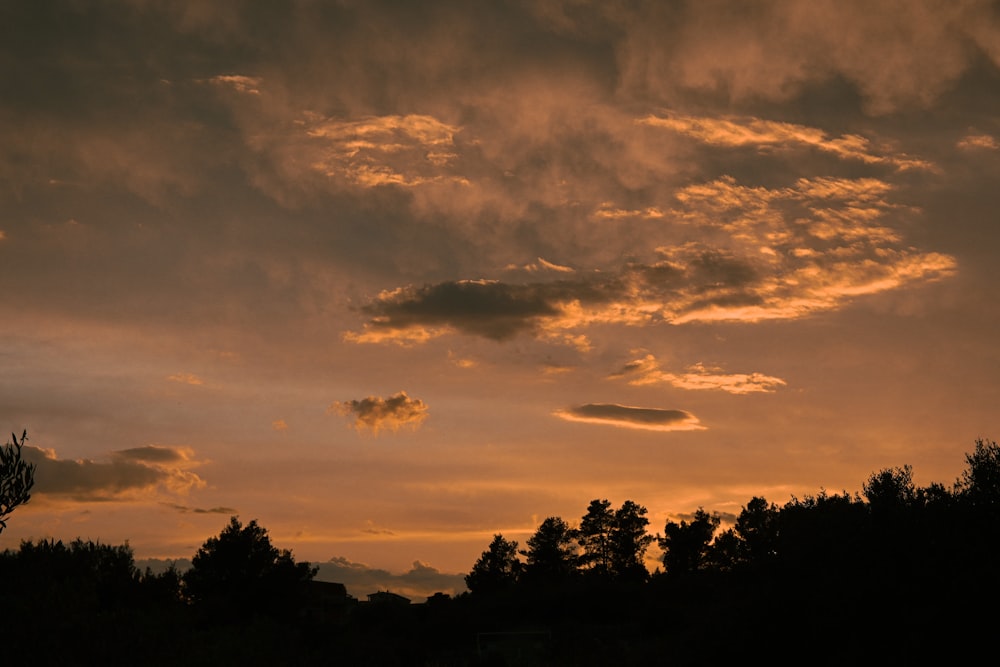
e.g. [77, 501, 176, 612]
[457, 439, 1000, 664]
[468, 438, 1000, 591]
[1, 440, 998, 665]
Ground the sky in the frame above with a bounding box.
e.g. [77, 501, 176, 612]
[3, 0, 1000, 600]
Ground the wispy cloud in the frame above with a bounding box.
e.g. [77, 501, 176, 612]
[303, 113, 466, 188]
[641, 112, 933, 170]
[206, 74, 263, 96]
[166, 373, 204, 386]
[161, 503, 238, 515]
[553, 403, 704, 431]
[611, 354, 786, 394]
[328, 391, 429, 434]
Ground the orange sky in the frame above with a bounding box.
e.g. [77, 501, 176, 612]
[2, 1, 1000, 599]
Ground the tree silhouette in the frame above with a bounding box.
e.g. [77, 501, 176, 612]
[734, 496, 779, 567]
[609, 500, 653, 581]
[183, 516, 317, 618]
[864, 466, 916, 514]
[521, 516, 579, 585]
[776, 490, 867, 569]
[1, 430, 35, 534]
[578, 498, 614, 578]
[956, 438, 1000, 509]
[465, 533, 522, 594]
[657, 508, 720, 575]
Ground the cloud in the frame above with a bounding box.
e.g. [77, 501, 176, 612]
[641, 112, 932, 171]
[553, 404, 705, 431]
[314, 556, 467, 602]
[112, 445, 193, 464]
[161, 503, 238, 515]
[346, 216, 955, 344]
[957, 133, 1000, 150]
[613, 0, 1000, 114]
[23, 445, 206, 502]
[206, 74, 262, 96]
[506, 257, 576, 273]
[345, 279, 572, 343]
[167, 373, 204, 386]
[328, 391, 429, 434]
[611, 354, 786, 394]
[291, 113, 466, 188]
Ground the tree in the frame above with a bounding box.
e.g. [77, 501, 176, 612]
[734, 496, 779, 566]
[183, 516, 317, 617]
[777, 490, 867, 568]
[2, 538, 140, 613]
[657, 508, 720, 575]
[609, 500, 654, 581]
[578, 499, 614, 577]
[466, 534, 522, 594]
[705, 528, 743, 571]
[1, 430, 35, 534]
[864, 466, 916, 514]
[956, 438, 1000, 509]
[521, 516, 579, 585]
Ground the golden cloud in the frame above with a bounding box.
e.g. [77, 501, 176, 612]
[641, 112, 933, 171]
[329, 391, 429, 435]
[957, 133, 1000, 150]
[611, 355, 786, 394]
[554, 403, 705, 431]
[304, 113, 467, 188]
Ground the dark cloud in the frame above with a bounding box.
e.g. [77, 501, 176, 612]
[315, 556, 467, 602]
[347, 278, 607, 343]
[161, 503, 238, 515]
[554, 404, 705, 431]
[328, 391, 429, 434]
[113, 445, 190, 464]
[23, 445, 204, 502]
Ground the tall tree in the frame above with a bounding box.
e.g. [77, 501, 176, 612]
[657, 508, 720, 575]
[522, 516, 579, 585]
[609, 500, 654, 581]
[466, 534, 522, 594]
[1, 430, 35, 534]
[578, 499, 614, 577]
[183, 516, 317, 617]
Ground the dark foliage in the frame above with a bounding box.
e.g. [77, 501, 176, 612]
[0, 430, 35, 533]
[183, 515, 318, 619]
[465, 533, 522, 594]
[1, 440, 999, 665]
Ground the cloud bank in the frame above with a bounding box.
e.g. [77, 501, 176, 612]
[315, 556, 467, 602]
[23, 445, 205, 502]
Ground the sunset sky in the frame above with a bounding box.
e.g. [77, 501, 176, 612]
[3, 1, 1000, 599]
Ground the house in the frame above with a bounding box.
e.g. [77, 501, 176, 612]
[366, 590, 411, 606]
[300, 580, 356, 623]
